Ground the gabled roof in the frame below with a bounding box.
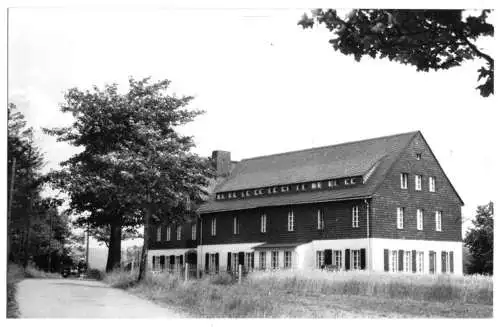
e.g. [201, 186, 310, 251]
[199, 131, 419, 213]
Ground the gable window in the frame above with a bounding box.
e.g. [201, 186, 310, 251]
[211, 217, 217, 236]
[287, 210, 295, 232]
[284, 251, 292, 269]
[316, 251, 325, 269]
[352, 206, 359, 228]
[156, 226, 162, 242]
[260, 214, 267, 233]
[176, 226, 182, 241]
[191, 224, 196, 240]
[317, 209, 325, 230]
[417, 209, 423, 231]
[334, 250, 342, 269]
[429, 176, 436, 192]
[397, 207, 404, 229]
[417, 251, 424, 273]
[415, 175, 422, 191]
[166, 225, 171, 241]
[271, 251, 279, 269]
[352, 250, 361, 270]
[435, 211, 442, 231]
[259, 252, 266, 270]
[404, 251, 411, 272]
[233, 216, 240, 235]
[400, 173, 408, 189]
[390, 250, 398, 272]
[416, 153, 422, 160]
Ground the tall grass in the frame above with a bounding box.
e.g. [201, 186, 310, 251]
[7, 264, 25, 318]
[104, 269, 493, 317]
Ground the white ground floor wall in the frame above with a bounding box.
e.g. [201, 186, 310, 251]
[148, 238, 462, 275]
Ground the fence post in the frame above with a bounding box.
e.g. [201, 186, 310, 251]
[185, 262, 188, 282]
[238, 264, 242, 284]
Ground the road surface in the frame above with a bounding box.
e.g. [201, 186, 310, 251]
[17, 278, 184, 318]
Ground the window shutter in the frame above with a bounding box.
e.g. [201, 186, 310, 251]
[450, 251, 454, 273]
[205, 253, 209, 272]
[411, 250, 416, 273]
[238, 252, 245, 266]
[160, 255, 165, 270]
[441, 252, 446, 273]
[360, 248, 366, 270]
[324, 249, 333, 266]
[429, 251, 434, 273]
[170, 255, 175, 265]
[398, 250, 404, 272]
[152, 256, 156, 268]
[227, 252, 232, 271]
[383, 249, 389, 272]
[345, 249, 350, 271]
[180, 255, 183, 266]
[215, 253, 219, 273]
[251, 253, 255, 269]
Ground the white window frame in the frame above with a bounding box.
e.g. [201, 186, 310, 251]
[334, 250, 342, 269]
[390, 250, 398, 272]
[352, 249, 360, 270]
[417, 209, 423, 231]
[404, 251, 411, 272]
[435, 211, 442, 231]
[271, 251, 279, 269]
[400, 173, 408, 189]
[352, 206, 359, 228]
[317, 209, 324, 230]
[233, 216, 239, 235]
[166, 225, 171, 242]
[260, 214, 267, 233]
[417, 251, 424, 273]
[156, 226, 162, 242]
[284, 251, 292, 269]
[287, 210, 295, 232]
[211, 217, 217, 236]
[416, 153, 422, 160]
[191, 224, 196, 240]
[311, 182, 317, 190]
[316, 251, 325, 269]
[176, 225, 182, 241]
[397, 207, 404, 229]
[429, 176, 436, 192]
[415, 175, 422, 191]
[259, 251, 266, 270]
[443, 251, 450, 273]
[209, 253, 217, 272]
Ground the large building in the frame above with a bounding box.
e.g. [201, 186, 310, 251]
[148, 131, 463, 275]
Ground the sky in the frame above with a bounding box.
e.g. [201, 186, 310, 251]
[7, 6, 498, 247]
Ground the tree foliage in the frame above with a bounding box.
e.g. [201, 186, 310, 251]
[298, 9, 494, 97]
[464, 202, 493, 275]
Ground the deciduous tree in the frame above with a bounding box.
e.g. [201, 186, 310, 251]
[464, 202, 493, 274]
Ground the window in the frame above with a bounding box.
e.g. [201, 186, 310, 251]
[429, 176, 436, 192]
[344, 178, 350, 185]
[334, 250, 342, 269]
[260, 214, 267, 233]
[417, 209, 423, 230]
[209, 253, 217, 272]
[211, 217, 216, 236]
[254, 189, 259, 196]
[397, 207, 404, 229]
[284, 251, 292, 269]
[416, 153, 422, 160]
[311, 182, 322, 189]
[245, 253, 254, 270]
[241, 191, 245, 198]
[390, 250, 398, 272]
[287, 210, 295, 231]
[246, 190, 251, 197]
[176, 226, 182, 241]
[352, 250, 361, 270]
[352, 206, 359, 228]
[316, 251, 325, 269]
[259, 252, 266, 270]
[271, 251, 279, 269]
[233, 216, 240, 235]
[156, 226, 162, 242]
[166, 225, 171, 241]
[404, 251, 411, 272]
[415, 175, 422, 191]
[272, 187, 278, 193]
[317, 209, 325, 230]
[281, 186, 289, 192]
[191, 224, 196, 240]
[400, 173, 408, 189]
[231, 253, 238, 271]
[435, 211, 442, 231]
[442, 251, 450, 273]
[328, 180, 337, 187]
[350, 178, 356, 184]
[228, 193, 232, 199]
[301, 184, 306, 191]
[417, 251, 424, 273]
[429, 251, 436, 274]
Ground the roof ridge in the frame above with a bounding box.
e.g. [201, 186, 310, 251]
[239, 130, 420, 162]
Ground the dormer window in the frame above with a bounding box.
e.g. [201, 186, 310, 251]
[241, 191, 245, 198]
[228, 193, 232, 199]
[254, 189, 259, 196]
[220, 194, 225, 200]
[267, 188, 272, 194]
[301, 184, 306, 191]
[246, 190, 251, 197]
[272, 187, 278, 193]
[233, 192, 237, 198]
[344, 179, 350, 185]
[350, 178, 356, 184]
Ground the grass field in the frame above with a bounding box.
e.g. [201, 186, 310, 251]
[104, 269, 493, 318]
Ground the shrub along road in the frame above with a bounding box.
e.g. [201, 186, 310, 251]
[16, 278, 183, 318]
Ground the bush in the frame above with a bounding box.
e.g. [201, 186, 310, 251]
[209, 272, 236, 285]
[24, 264, 61, 279]
[7, 264, 24, 318]
[104, 270, 138, 289]
[86, 268, 105, 280]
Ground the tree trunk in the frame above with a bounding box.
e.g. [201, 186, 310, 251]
[137, 206, 152, 282]
[105, 218, 122, 272]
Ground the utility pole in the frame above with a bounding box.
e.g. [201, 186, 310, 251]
[47, 209, 53, 272]
[7, 157, 16, 263]
[85, 220, 90, 271]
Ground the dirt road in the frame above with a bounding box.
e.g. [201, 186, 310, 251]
[17, 278, 183, 318]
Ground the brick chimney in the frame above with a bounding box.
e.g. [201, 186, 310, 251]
[212, 150, 231, 177]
